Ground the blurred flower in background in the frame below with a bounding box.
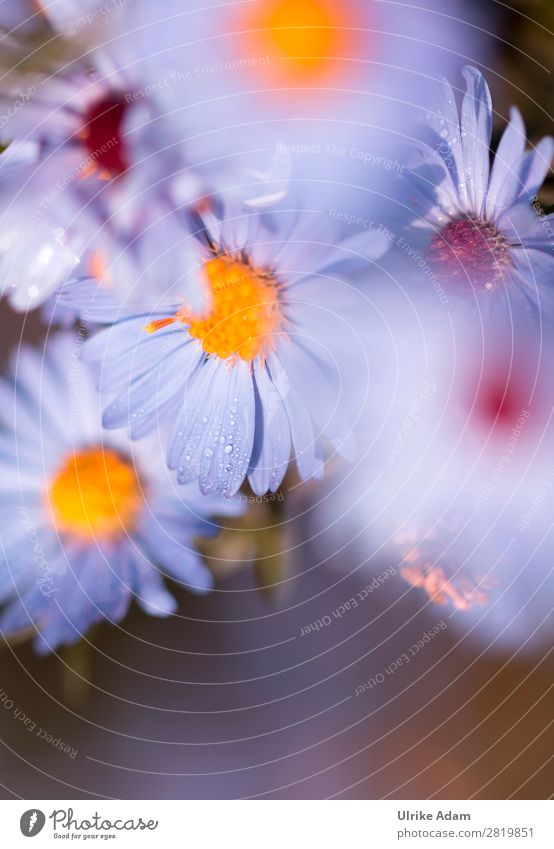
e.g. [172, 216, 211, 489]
[164, 0, 486, 197]
[311, 305, 554, 653]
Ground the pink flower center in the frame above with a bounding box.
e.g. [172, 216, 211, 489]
[82, 93, 130, 176]
[427, 217, 512, 293]
[459, 362, 537, 444]
[475, 374, 525, 429]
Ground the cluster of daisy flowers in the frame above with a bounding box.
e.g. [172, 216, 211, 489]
[0, 1, 552, 656]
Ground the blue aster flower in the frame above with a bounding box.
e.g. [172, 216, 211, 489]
[62, 200, 388, 497]
[398, 66, 554, 310]
[0, 332, 241, 654]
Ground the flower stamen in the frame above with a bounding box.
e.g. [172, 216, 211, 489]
[79, 93, 130, 177]
[394, 528, 497, 611]
[49, 447, 141, 540]
[145, 252, 283, 363]
[427, 216, 512, 293]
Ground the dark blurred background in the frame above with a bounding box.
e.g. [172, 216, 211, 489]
[0, 1, 553, 800]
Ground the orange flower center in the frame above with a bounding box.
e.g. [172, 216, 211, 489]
[394, 529, 496, 611]
[400, 561, 491, 611]
[49, 448, 142, 540]
[242, 0, 358, 82]
[146, 253, 283, 363]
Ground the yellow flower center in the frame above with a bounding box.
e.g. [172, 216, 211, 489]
[145, 253, 283, 363]
[242, 0, 357, 81]
[49, 447, 142, 540]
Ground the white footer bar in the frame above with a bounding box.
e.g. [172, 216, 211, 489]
[2, 799, 552, 848]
